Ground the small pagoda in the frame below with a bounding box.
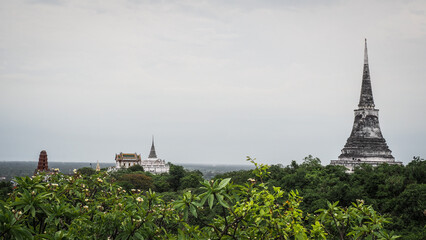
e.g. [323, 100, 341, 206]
[330, 40, 402, 172]
[34, 150, 49, 175]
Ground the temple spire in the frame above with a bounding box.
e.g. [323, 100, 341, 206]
[96, 160, 100, 171]
[148, 136, 157, 159]
[364, 38, 368, 65]
[331, 40, 400, 172]
[358, 38, 375, 109]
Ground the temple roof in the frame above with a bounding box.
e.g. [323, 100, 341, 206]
[358, 39, 375, 109]
[115, 152, 141, 161]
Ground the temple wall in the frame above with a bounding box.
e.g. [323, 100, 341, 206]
[338, 156, 395, 162]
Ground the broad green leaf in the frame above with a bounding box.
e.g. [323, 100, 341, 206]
[134, 232, 144, 240]
[200, 192, 210, 205]
[216, 194, 229, 208]
[30, 207, 35, 218]
[208, 194, 214, 209]
[174, 202, 185, 209]
[190, 204, 197, 218]
[217, 178, 231, 190]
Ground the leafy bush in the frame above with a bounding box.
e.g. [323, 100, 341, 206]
[0, 158, 399, 239]
[128, 165, 144, 172]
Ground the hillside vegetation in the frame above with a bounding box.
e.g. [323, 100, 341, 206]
[0, 156, 424, 239]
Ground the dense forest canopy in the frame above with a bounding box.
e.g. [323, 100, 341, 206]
[0, 156, 424, 239]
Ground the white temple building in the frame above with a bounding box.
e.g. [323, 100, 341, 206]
[115, 152, 142, 169]
[113, 137, 169, 174]
[141, 138, 170, 174]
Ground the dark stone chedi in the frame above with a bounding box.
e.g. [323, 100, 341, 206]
[331, 40, 402, 172]
[148, 137, 157, 159]
[34, 150, 49, 174]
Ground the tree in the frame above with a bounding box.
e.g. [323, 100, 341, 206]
[128, 164, 144, 172]
[301, 155, 322, 168]
[0, 181, 12, 201]
[118, 173, 154, 191]
[214, 170, 254, 185]
[316, 200, 399, 240]
[152, 174, 171, 192]
[406, 156, 426, 184]
[77, 167, 96, 176]
[168, 164, 185, 191]
[179, 172, 203, 190]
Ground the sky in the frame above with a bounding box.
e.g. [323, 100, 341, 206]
[1, 0, 425, 166]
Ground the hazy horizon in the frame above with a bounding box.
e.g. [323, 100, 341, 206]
[1, 1, 426, 166]
[0, 160, 254, 166]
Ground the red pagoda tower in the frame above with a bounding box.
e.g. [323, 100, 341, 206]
[34, 150, 49, 174]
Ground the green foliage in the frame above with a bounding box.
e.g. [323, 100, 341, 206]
[110, 164, 203, 193]
[214, 169, 254, 185]
[117, 173, 154, 191]
[168, 164, 185, 191]
[128, 164, 144, 172]
[0, 181, 12, 201]
[406, 156, 426, 184]
[0, 201, 33, 239]
[3, 157, 424, 239]
[216, 156, 425, 238]
[77, 167, 96, 176]
[179, 171, 203, 190]
[316, 200, 399, 240]
[152, 174, 170, 192]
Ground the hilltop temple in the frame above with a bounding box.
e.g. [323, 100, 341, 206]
[141, 138, 169, 174]
[330, 40, 402, 172]
[114, 137, 169, 174]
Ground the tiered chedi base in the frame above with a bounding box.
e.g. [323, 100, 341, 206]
[339, 108, 394, 161]
[331, 108, 402, 171]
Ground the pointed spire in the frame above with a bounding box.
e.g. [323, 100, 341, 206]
[364, 38, 368, 65]
[96, 159, 100, 171]
[148, 136, 157, 159]
[358, 38, 375, 109]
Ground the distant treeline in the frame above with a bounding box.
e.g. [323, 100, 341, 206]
[0, 161, 112, 180]
[0, 161, 253, 181]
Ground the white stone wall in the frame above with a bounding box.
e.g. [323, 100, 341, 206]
[330, 159, 402, 173]
[141, 158, 169, 174]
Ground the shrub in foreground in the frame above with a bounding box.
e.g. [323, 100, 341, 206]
[0, 159, 398, 239]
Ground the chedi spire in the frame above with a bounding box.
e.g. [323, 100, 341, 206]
[148, 136, 157, 159]
[96, 159, 100, 171]
[358, 39, 375, 109]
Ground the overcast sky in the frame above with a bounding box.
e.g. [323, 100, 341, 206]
[1, 0, 425, 166]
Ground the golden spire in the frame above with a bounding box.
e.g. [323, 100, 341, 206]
[96, 160, 100, 171]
